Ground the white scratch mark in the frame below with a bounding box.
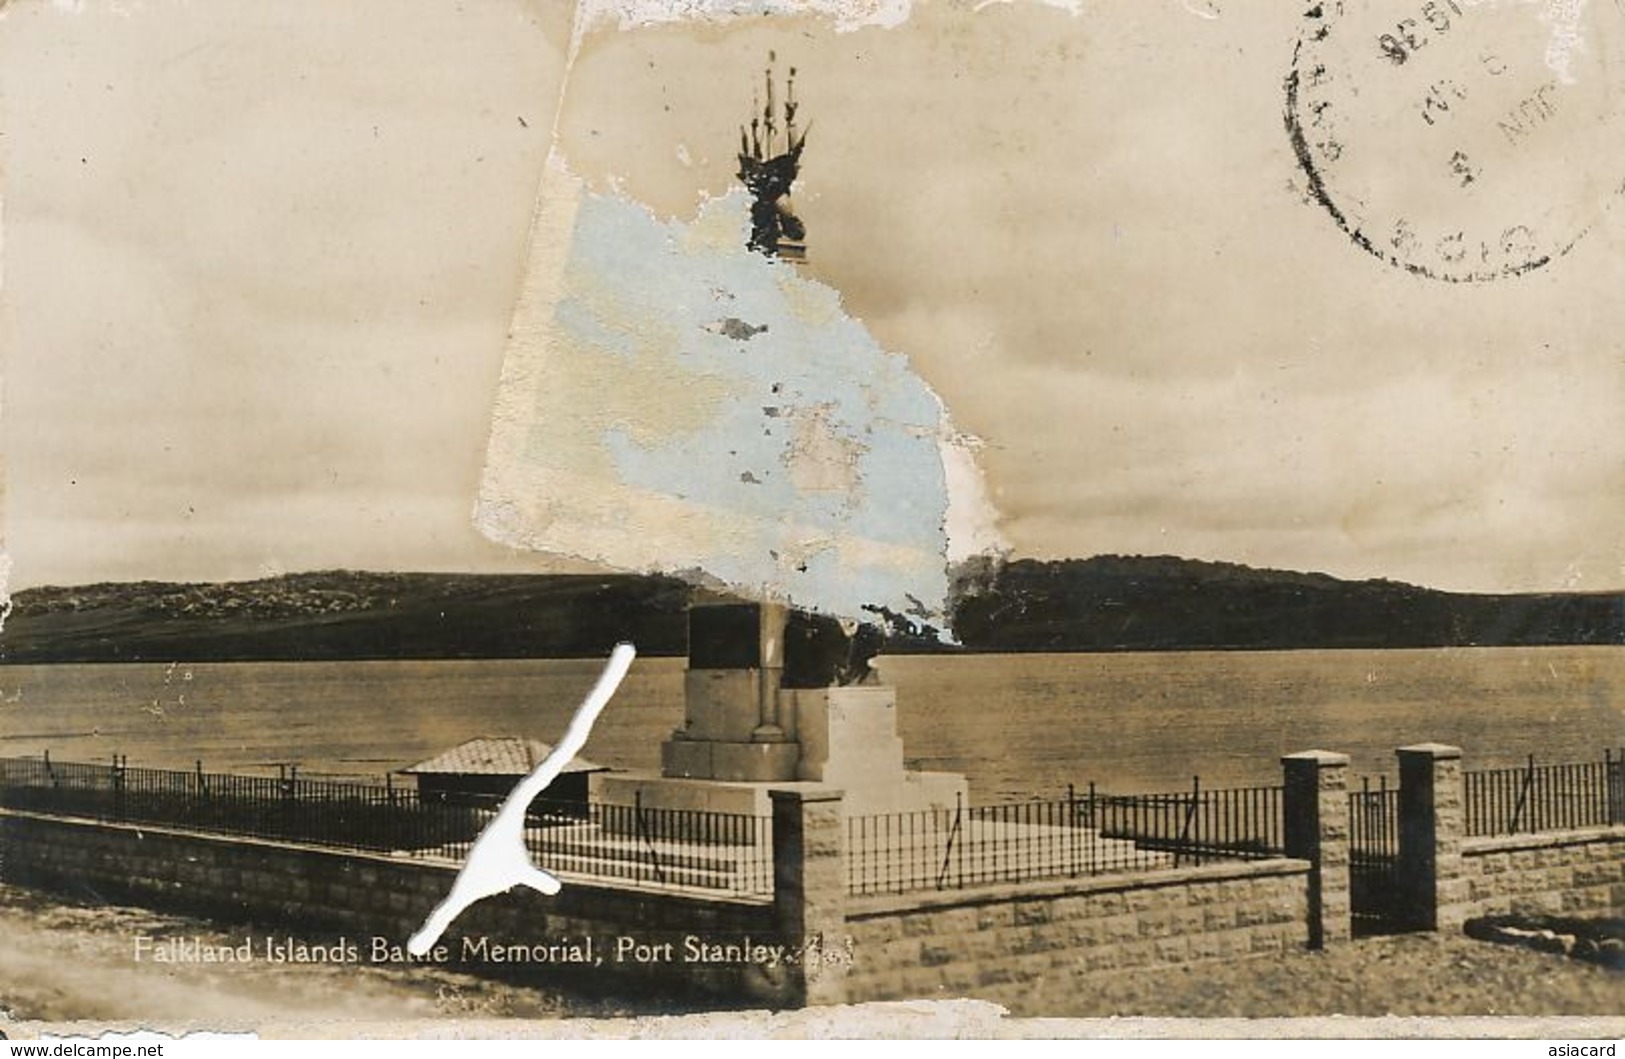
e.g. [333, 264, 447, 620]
[406, 643, 636, 957]
[574, 0, 913, 45]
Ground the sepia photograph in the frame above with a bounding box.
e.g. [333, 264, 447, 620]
[0, 0, 1622, 1040]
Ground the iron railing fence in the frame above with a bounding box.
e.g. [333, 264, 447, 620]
[1463, 750, 1624, 837]
[1087, 778, 1284, 861]
[848, 780, 1286, 897]
[525, 793, 772, 897]
[0, 754, 772, 899]
[0, 754, 482, 856]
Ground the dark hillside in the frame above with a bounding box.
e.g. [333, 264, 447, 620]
[2, 557, 1618, 663]
[947, 555, 1625, 652]
[0, 572, 691, 663]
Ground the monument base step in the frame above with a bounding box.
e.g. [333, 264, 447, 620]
[592, 769, 969, 822]
[659, 738, 801, 783]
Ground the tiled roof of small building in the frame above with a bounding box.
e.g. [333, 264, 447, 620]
[401, 737, 605, 776]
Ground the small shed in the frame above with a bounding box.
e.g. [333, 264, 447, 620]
[400, 737, 607, 814]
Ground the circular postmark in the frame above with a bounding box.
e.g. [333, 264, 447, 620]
[1286, 0, 1625, 282]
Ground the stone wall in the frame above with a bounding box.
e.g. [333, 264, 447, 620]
[0, 808, 789, 1005]
[842, 859, 1310, 1015]
[1459, 826, 1625, 920]
[10, 740, 1621, 1014]
[1389, 745, 1625, 933]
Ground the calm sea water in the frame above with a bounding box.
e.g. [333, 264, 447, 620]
[0, 647, 1619, 800]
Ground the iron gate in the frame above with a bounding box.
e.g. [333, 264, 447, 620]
[1347, 776, 1411, 936]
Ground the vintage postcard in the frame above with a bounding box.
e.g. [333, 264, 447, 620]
[0, 0, 1622, 1041]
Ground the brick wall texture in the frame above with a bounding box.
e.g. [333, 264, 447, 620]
[1458, 827, 1625, 921]
[841, 860, 1310, 1015]
[1, 809, 788, 1005]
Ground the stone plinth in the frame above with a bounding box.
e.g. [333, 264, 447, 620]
[788, 686, 905, 785]
[592, 772, 823, 819]
[662, 668, 799, 783]
[621, 601, 969, 828]
[608, 679, 967, 823]
[661, 735, 800, 784]
[658, 601, 797, 784]
[675, 670, 771, 743]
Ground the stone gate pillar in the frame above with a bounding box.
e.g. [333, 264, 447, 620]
[1282, 750, 1352, 947]
[1397, 743, 1467, 932]
[770, 788, 848, 1007]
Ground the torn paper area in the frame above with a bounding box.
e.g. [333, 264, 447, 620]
[573, 0, 916, 40]
[478, 161, 995, 622]
[0, 553, 11, 636]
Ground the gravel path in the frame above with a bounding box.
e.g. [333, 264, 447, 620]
[1062, 932, 1624, 1018]
[0, 885, 642, 1025]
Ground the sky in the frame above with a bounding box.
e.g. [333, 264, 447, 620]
[2, 0, 1622, 595]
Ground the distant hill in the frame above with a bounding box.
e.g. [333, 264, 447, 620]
[945, 555, 1625, 652]
[0, 572, 692, 663]
[0, 557, 1619, 663]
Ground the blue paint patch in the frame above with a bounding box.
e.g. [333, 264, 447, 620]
[523, 189, 952, 621]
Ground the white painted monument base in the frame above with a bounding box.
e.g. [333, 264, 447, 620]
[595, 683, 967, 820]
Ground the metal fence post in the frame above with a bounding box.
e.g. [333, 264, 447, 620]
[1605, 748, 1623, 827]
[1067, 783, 1078, 877]
[111, 753, 127, 822]
[1087, 780, 1098, 875]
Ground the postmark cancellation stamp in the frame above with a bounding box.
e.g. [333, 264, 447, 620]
[1286, 0, 1625, 281]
